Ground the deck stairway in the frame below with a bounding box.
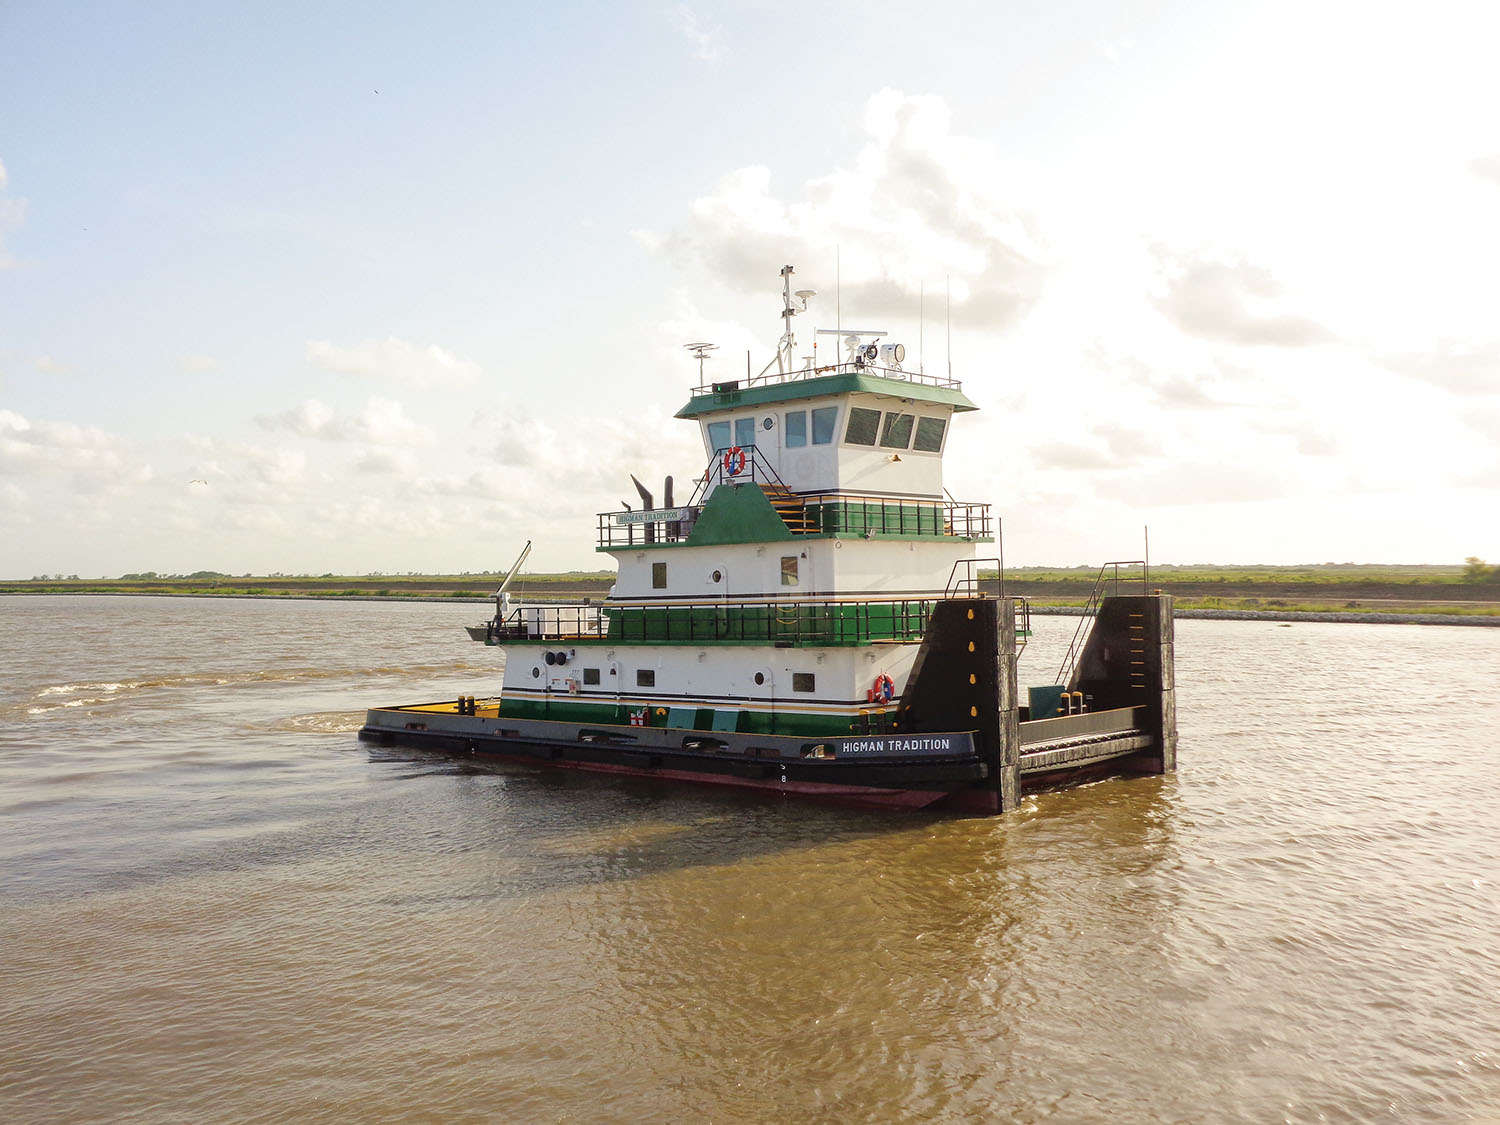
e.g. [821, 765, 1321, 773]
[760, 483, 817, 534]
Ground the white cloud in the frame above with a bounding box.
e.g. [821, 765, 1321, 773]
[354, 448, 419, 475]
[643, 90, 1050, 329]
[1376, 339, 1500, 397]
[351, 397, 434, 446]
[32, 355, 75, 376]
[674, 5, 723, 65]
[306, 337, 480, 387]
[0, 409, 149, 486]
[1150, 247, 1335, 348]
[0, 158, 24, 269]
[264, 398, 339, 439]
[241, 445, 308, 487]
[1470, 152, 1500, 188]
[260, 397, 435, 446]
[1098, 460, 1303, 507]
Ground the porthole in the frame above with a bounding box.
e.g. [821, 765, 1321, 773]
[762, 415, 775, 430]
[754, 672, 765, 686]
[712, 570, 722, 583]
[532, 667, 540, 678]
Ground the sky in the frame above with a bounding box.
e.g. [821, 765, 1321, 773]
[3, 0, 1499, 578]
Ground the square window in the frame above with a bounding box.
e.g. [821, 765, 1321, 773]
[811, 406, 838, 444]
[780, 556, 799, 586]
[879, 412, 915, 449]
[636, 669, 655, 688]
[792, 672, 816, 692]
[706, 420, 730, 452]
[583, 667, 600, 685]
[785, 410, 807, 447]
[845, 407, 880, 446]
[734, 416, 756, 448]
[913, 416, 947, 452]
[652, 561, 667, 589]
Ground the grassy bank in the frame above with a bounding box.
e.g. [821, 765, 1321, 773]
[994, 564, 1500, 619]
[5, 564, 1498, 618]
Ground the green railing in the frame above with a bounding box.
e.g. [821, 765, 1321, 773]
[497, 598, 939, 646]
[606, 599, 936, 645]
[803, 496, 990, 539]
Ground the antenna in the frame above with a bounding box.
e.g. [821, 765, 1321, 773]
[919, 281, 925, 376]
[684, 342, 718, 383]
[945, 275, 952, 381]
[772, 265, 814, 374]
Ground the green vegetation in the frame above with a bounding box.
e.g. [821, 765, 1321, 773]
[1, 563, 1496, 620]
[1464, 557, 1500, 583]
[0, 570, 615, 600]
[995, 562, 1481, 586]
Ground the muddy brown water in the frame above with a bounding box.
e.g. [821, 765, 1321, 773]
[3, 596, 1498, 1122]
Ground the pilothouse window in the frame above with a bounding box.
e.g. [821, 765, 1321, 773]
[913, 416, 947, 452]
[785, 411, 807, 447]
[734, 416, 756, 448]
[706, 420, 730, 452]
[879, 412, 915, 449]
[845, 407, 880, 446]
[811, 407, 838, 444]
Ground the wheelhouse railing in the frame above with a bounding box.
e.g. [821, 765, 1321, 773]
[688, 358, 963, 400]
[492, 597, 944, 646]
[595, 492, 991, 548]
[597, 444, 992, 547]
[800, 495, 991, 539]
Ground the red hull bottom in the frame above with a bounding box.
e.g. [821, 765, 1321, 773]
[470, 747, 958, 811]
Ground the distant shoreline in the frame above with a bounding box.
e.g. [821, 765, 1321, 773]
[6, 588, 1497, 626]
[1030, 605, 1500, 627]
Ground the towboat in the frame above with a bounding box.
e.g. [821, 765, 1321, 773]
[360, 266, 1177, 813]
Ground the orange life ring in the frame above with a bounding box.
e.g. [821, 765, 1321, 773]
[723, 446, 746, 475]
[873, 673, 895, 702]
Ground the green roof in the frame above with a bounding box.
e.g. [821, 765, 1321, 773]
[675, 371, 979, 420]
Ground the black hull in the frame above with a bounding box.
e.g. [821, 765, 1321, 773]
[359, 594, 1177, 815]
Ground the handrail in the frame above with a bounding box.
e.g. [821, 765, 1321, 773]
[686, 443, 795, 506]
[688, 358, 962, 398]
[1055, 560, 1148, 685]
[943, 557, 1031, 650]
[802, 495, 990, 539]
[488, 596, 946, 646]
[597, 447, 993, 548]
[945, 557, 1000, 598]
